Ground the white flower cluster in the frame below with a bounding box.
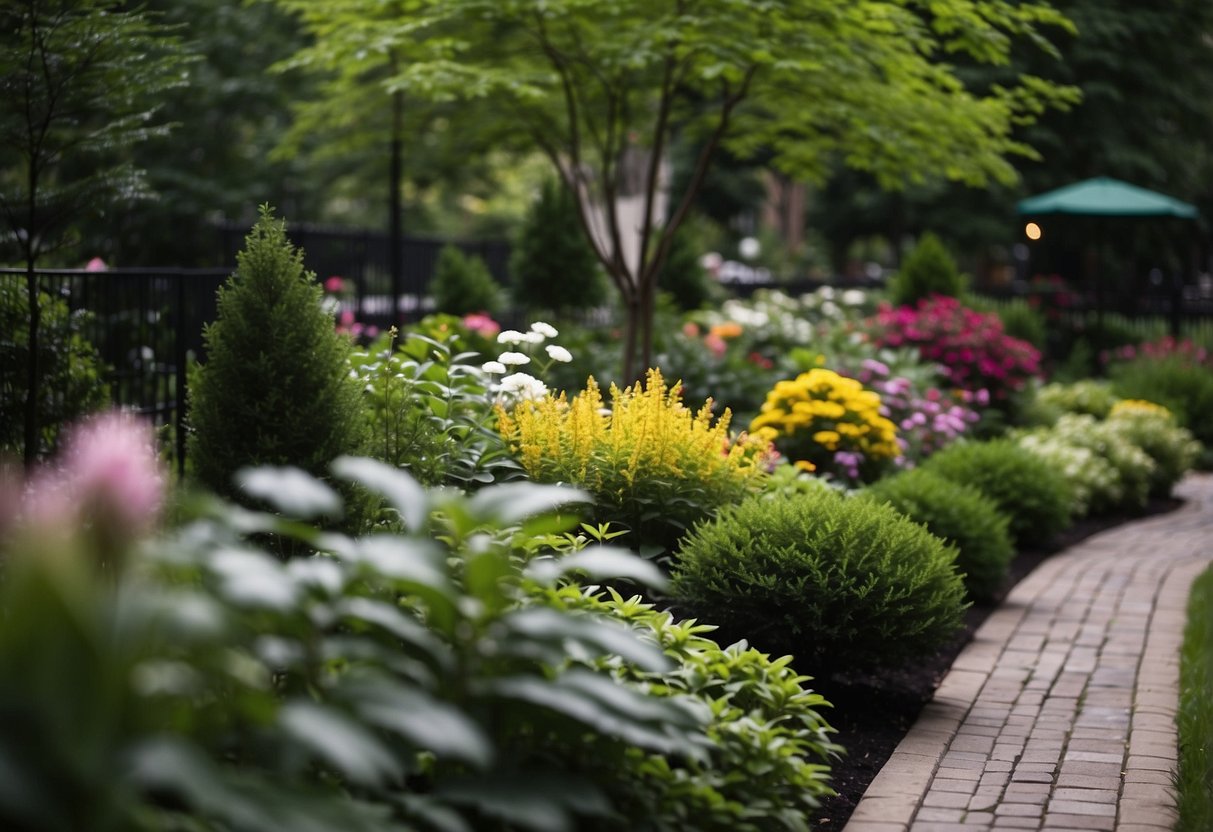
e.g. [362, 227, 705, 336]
[480, 321, 572, 404]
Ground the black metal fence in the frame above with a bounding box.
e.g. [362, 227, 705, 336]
[2, 268, 229, 475]
[215, 221, 511, 329]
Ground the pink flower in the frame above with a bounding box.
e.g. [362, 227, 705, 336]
[26, 411, 166, 540]
[463, 313, 501, 338]
[339, 309, 355, 327]
[704, 333, 727, 357]
[84, 257, 108, 272]
[325, 276, 346, 294]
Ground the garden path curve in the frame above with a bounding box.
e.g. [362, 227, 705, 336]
[845, 472, 1213, 832]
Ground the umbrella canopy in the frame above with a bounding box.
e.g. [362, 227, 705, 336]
[1016, 177, 1198, 219]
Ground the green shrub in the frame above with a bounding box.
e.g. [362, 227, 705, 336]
[919, 439, 1072, 547]
[888, 232, 965, 307]
[994, 298, 1047, 351]
[543, 587, 839, 831]
[510, 178, 608, 312]
[671, 488, 967, 670]
[1026, 379, 1120, 425]
[1014, 431, 1124, 518]
[1106, 400, 1201, 497]
[430, 244, 503, 316]
[350, 329, 519, 488]
[1110, 355, 1213, 449]
[1028, 414, 1154, 512]
[862, 468, 1014, 602]
[0, 279, 109, 460]
[187, 206, 368, 508]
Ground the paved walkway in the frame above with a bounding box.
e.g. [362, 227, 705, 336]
[845, 473, 1213, 832]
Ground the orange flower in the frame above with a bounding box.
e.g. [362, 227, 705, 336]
[709, 322, 743, 339]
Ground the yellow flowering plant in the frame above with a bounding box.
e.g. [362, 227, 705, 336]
[750, 368, 900, 485]
[495, 368, 774, 557]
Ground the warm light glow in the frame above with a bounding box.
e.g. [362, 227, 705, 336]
[1025, 222, 1042, 241]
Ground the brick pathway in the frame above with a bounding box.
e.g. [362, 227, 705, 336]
[845, 473, 1213, 832]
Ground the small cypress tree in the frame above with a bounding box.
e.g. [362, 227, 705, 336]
[187, 205, 367, 501]
[510, 179, 607, 312]
[430, 244, 503, 316]
[889, 232, 965, 307]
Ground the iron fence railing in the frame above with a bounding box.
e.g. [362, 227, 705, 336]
[2, 268, 229, 476]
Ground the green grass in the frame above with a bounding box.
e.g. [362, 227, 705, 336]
[1177, 565, 1213, 831]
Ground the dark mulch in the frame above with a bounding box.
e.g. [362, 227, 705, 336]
[809, 495, 1184, 830]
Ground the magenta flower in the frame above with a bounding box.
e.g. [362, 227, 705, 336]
[324, 276, 346, 294]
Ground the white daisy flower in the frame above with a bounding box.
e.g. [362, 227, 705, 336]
[530, 321, 559, 338]
[481, 360, 506, 374]
[498, 351, 531, 366]
[497, 330, 527, 345]
[545, 344, 573, 363]
[498, 372, 548, 400]
[522, 330, 546, 344]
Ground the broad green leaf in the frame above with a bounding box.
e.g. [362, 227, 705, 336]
[278, 701, 402, 786]
[236, 467, 343, 519]
[467, 482, 591, 525]
[331, 456, 428, 531]
[525, 545, 668, 590]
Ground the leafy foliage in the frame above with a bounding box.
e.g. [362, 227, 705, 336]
[1177, 565, 1213, 832]
[656, 223, 713, 312]
[275, 0, 1078, 379]
[671, 489, 967, 671]
[888, 233, 965, 307]
[919, 440, 1072, 547]
[349, 329, 519, 488]
[862, 468, 1014, 602]
[495, 368, 773, 556]
[1105, 400, 1200, 497]
[430, 244, 504, 316]
[510, 178, 607, 313]
[541, 587, 839, 831]
[0, 459, 716, 832]
[1026, 379, 1120, 423]
[0, 281, 109, 459]
[1017, 414, 1155, 513]
[1109, 354, 1213, 449]
[187, 207, 368, 505]
[1014, 430, 1124, 519]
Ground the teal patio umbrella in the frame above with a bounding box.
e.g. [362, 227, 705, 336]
[1016, 177, 1200, 342]
[1016, 176, 1198, 219]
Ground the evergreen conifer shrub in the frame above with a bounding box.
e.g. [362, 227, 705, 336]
[430, 244, 503, 316]
[919, 439, 1072, 547]
[510, 178, 607, 312]
[888, 232, 965, 307]
[862, 468, 1014, 602]
[671, 489, 967, 670]
[187, 206, 368, 505]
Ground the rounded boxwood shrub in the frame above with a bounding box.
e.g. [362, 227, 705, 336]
[1110, 355, 1213, 449]
[862, 468, 1014, 602]
[670, 488, 967, 671]
[430, 244, 503, 316]
[888, 232, 965, 307]
[919, 439, 1072, 547]
[1105, 399, 1200, 497]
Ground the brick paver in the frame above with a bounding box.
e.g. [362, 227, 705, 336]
[845, 473, 1213, 832]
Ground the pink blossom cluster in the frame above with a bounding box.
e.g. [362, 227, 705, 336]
[867, 296, 1041, 400]
[1103, 336, 1211, 369]
[847, 358, 983, 464]
[2, 411, 166, 552]
[324, 276, 381, 341]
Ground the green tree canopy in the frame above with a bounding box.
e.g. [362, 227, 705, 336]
[276, 0, 1078, 379]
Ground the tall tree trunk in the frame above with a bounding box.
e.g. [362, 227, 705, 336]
[620, 289, 641, 385]
[23, 259, 40, 470]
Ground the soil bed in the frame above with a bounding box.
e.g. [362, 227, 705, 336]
[809, 495, 1183, 829]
